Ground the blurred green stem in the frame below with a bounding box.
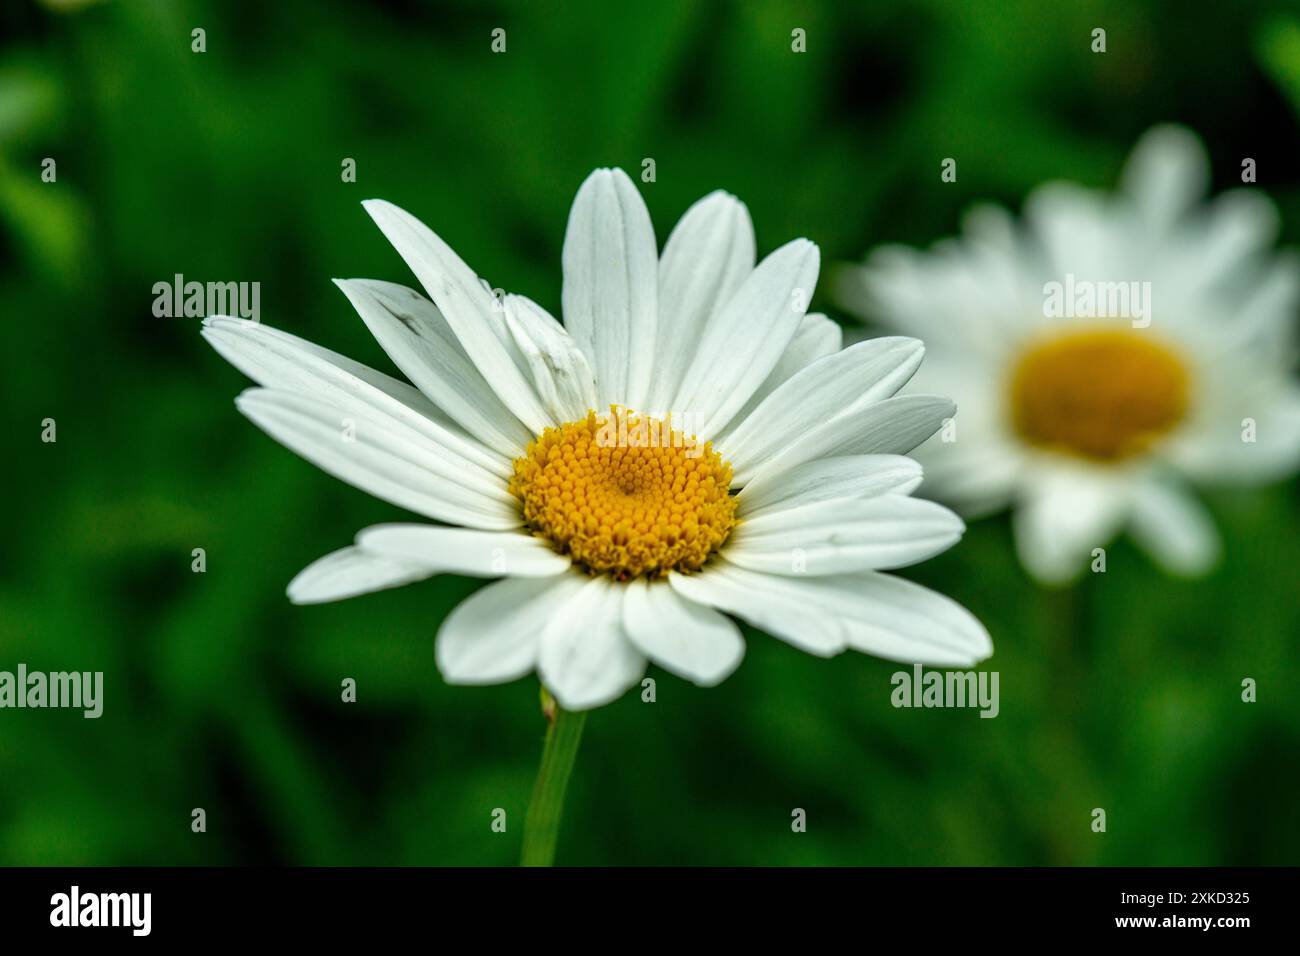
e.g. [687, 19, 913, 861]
[520, 688, 586, 867]
[1045, 584, 1081, 715]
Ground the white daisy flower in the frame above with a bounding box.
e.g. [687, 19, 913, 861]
[837, 125, 1300, 585]
[203, 168, 991, 710]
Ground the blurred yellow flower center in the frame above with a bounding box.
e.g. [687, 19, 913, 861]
[1008, 327, 1190, 462]
[510, 409, 737, 580]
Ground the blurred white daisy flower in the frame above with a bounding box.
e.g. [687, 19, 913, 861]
[838, 125, 1300, 584]
[203, 168, 991, 710]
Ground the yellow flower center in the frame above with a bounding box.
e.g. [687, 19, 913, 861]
[1008, 327, 1190, 462]
[510, 409, 737, 580]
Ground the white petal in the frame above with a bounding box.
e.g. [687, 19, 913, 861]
[1119, 124, 1209, 233]
[671, 238, 820, 439]
[1128, 481, 1220, 577]
[503, 293, 598, 424]
[670, 563, 846, 657]
[287, 546, 434, 605]
[202, 316, 511, 478]
[649, 190, 755, 413]
[1024, 182, 1121, 283]
[740, 394, 954, 496]
[622, 578, 745, 687]
[236, 388, 520, 529]
[670, 562, 991, 665]
[333, 278, 533, 456]
[1012, 469, 1129, 585]
[538, 575, 647, 710]
[356, 524, 570, 578]
[362, 199, 552, 434]
[721, 337, 925, 483]
[909, 429, 1024, 519]
[1181, 190, 1280, 297]
[561, 168, 658, 411]
[1220, 256, 1300, 362]
[721, 311, 842, 429]
[1169, 384, 1300, 484]
[725, 494, 965, 574]
[736, 454, 924, 517]
[842, 229, 1037, 356]
[830, 570, 993, 666]
[437, 575, 585, 685]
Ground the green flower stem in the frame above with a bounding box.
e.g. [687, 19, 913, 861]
[520, 688, 587, 867]
[1048, 582, 1086, 715]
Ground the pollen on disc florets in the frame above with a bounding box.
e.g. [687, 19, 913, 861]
[509, 407, 737, 580]
[1008, 326, 1190, 462]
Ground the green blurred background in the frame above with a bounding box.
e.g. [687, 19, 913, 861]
[2, 0, 1298, 865]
